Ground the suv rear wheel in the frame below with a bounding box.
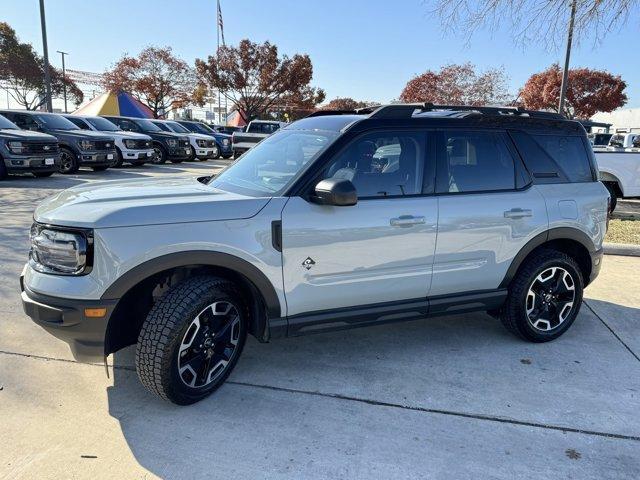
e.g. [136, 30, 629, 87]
[136, 276, 248, 405]
[500, 249, 584, 342]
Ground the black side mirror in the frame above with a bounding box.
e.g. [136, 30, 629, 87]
[311, 178, 357, 206]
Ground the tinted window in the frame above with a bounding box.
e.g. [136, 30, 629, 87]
[248, 122, 280, 134]
[135, 119, 162, 132]
[0, 114, 18, 130]
[609, 135, 624, 147]
[166, 121, 190, 133]
[440, 131, 515, 193]
[86, 117, 120, 131]
[7, 113, 39, 130]
[531, 134, 593, 182]
[323, 131, 425, 198]
[66, 117, 90, 129]
[35, 114, 79, 130]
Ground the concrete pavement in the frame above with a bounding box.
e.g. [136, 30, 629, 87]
[1, 163, 639, 479]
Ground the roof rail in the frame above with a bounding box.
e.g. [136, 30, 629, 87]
[306, 103, 565, 121]
[369, 103, 565, 120]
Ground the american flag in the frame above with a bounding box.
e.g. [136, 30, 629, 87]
[217, 0, 226, 46]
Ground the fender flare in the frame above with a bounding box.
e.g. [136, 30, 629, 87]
[499, 227, 597, 289]
[100, 250, 281, 317]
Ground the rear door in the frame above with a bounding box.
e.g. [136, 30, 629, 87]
[430, 129, 548, 297]
[280, 129, 438, 321]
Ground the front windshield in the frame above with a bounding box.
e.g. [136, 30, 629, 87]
[137, 119, 162, 132]
[36, 114, 79, 130]
[86, 117, 120, 131]
[152, 121, 172, 132]
[187, 122, 214, 134]
[0, 114, 18, 130]
[210, 129, 338, 197]
[167, 121, 190, 134]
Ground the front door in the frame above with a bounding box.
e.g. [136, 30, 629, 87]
[281, 130, 438, 326]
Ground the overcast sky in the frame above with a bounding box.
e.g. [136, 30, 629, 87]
[3, 0, 639, 107]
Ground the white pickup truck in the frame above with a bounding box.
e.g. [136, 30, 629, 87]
[595, 145, 640, 210]
[232, 120, 286, 157]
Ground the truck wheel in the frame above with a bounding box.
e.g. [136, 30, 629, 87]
[113, 148, 124, 168]
[500, 249, 583, 342]
[152, 145, 167, 164]
[136, 276, 247, 405]
[59, 147, 79, 174]
[211, 144, 220, 160]
[33, 171, 54, 177]
[603, 182, 619, 212]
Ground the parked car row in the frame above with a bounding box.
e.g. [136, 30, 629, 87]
[0, 110, 234, 179]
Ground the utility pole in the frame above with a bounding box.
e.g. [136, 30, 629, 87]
[558, 0, 577, 116]
[56, 50, 69, 113]
[39, 0, 53, 112]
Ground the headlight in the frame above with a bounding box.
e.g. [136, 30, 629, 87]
[222, 138, 230, 146]
[29, 224, 92, 275]
[196, 139, 207, 147]
[78, 140, 96, 151]
[124, 139, 136, 149]
[7, 141, 25, 154]
[167, 138, 178, 147]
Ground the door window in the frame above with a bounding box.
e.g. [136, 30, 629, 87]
[439, 131, 516, 193]
[323, 131, 426, 198]
[10, 114, 40, 131]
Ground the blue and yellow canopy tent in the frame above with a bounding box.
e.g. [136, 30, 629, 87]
[73, 91, 156, 118]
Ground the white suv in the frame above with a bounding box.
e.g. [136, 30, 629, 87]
[21, 104, 608, 405]
[64, 115, 154, 166]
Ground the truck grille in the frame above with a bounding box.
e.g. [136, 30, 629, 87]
[94, 140, 115, 151]
[130, 139, 151, 149]
[206, 140, 216, 148]
[23, 142, 59, 154]
[180, 139, 190, 148]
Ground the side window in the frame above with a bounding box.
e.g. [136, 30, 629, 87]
[118, 119, 136, 131]
[439, 131, 515, 193]
[67, 117, 89, 129]
[323, 131, 426, 198]
[530, 134, 593, 182]
[11, 114, 38, 130]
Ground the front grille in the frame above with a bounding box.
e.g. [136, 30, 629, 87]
[94, 140, 114, 151]
[207, 140, 216, 148]
[180, 139, 189, 148]
[129, 139, 151, 149]
[23, 142, 59, 155]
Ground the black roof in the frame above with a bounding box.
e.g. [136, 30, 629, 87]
[292, 103, 584, 135]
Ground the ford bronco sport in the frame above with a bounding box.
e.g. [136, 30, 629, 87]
[20, 104, 608, 405]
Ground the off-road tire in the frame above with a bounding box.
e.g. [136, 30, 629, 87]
[500, 249, 584, 342]
[136, 276, 248, 405]
[113, 148, 124, 168]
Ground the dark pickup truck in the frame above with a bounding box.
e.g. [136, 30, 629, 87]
[0, 110, 116, 174]
[0, 114, 60, 179]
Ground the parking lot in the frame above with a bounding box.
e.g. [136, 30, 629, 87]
[1, 164, 639, 479]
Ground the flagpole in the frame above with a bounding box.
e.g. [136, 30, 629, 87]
[217, 0, 221, 125]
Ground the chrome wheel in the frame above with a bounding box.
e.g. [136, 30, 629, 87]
[525, 267, 576, 332]
[177, 301, 241, 388]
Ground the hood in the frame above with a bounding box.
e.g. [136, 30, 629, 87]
[186, 133, 216, 141]
[98, 130, 151, 141]
[0, 129, 57, 141]
[52, 129, 114, 141]
[34, 177, 271, 229]
[146, 131, 185, 140]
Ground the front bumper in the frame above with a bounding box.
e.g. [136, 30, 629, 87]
[4, 154, 61, 173]
[78, 150, 118, 167]
[194, 146, 217, 159]
[168, 146, 192, 159]
[20, 279, 116, 362]
[122, 148, 154, 163]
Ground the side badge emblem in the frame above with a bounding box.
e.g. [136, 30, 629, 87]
[302, 257, 316, 270]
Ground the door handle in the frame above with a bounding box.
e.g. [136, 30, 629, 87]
[504, 208, 533, 219]
[390, 215, 426, 227]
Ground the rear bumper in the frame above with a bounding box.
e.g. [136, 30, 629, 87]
[20, 280, 116, 362]
[588, 248, 604, 285]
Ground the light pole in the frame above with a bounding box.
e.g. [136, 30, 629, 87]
[39, 0, 53, 112]
[558, 0, 577, 116]
[57, 50, 69, 113]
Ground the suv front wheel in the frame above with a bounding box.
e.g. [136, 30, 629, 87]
[136, 276, 248, 405]
[500, 249, 584, 342]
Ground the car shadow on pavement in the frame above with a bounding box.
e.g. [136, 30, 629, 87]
[105, 305, 640, 478]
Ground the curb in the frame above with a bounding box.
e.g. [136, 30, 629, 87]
[603, 242, 640, 257]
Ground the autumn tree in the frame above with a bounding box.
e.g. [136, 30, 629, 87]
[0, 22, 83, 110]
[103, 46, 199, 118]
[429, 0, 640, 48]
[400, 63, 511, 106]
[321, 97, 378, 110]
[195, 39, 325, 122]
[519, 64, 627, 119]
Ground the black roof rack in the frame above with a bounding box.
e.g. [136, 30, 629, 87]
[306, 103, 565, 121]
